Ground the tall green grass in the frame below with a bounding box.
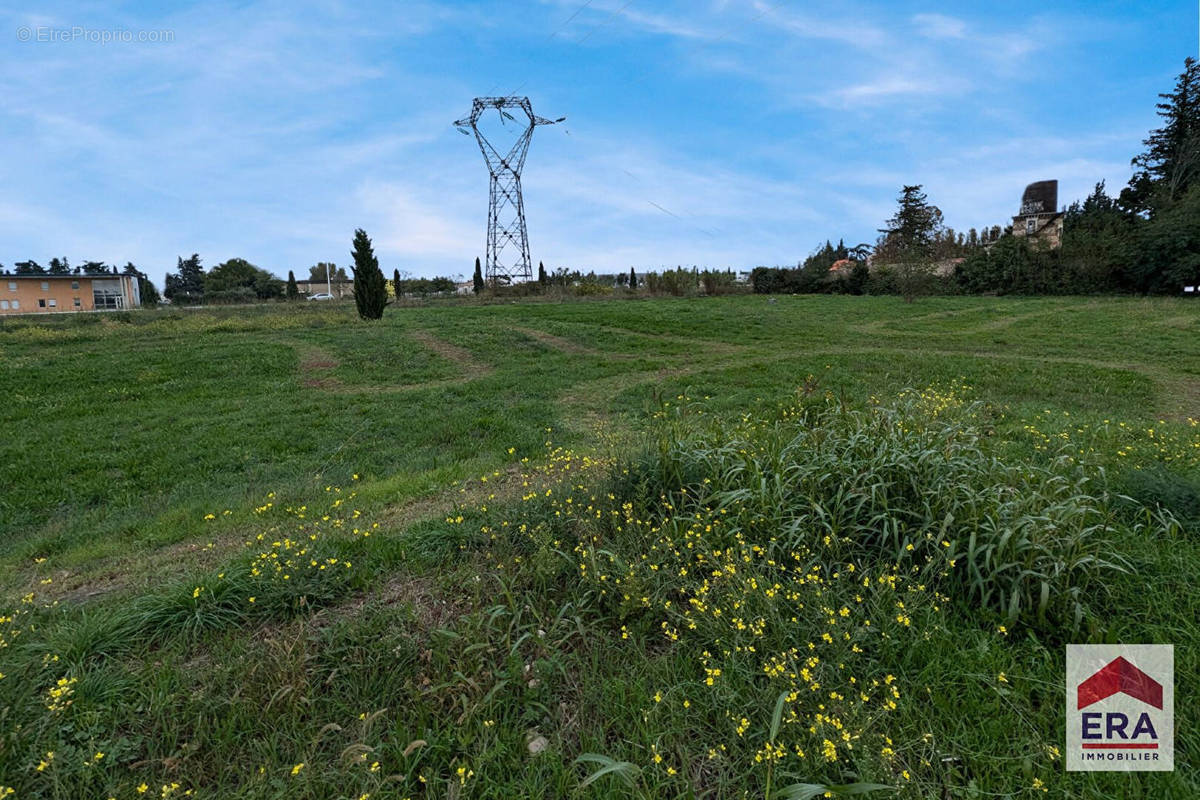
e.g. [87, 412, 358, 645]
[619, 388, 1158, 630]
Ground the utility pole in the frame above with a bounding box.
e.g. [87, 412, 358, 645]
[454, 97, 564, 286]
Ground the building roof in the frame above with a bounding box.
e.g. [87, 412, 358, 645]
[2, 272, 126, 279]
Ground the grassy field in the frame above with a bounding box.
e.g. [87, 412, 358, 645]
[0, 295, 1197, 798]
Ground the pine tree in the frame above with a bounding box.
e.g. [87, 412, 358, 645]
[48, 257, 70, 275]
[1124, 57, 1200, 213]
[393, 269, 403, 301]
[473, 258, 484, 294]
[629, 267, 638, 290]
[350, 228, 388, 319]
[163, 255, 204, 303]
[538, 261, 547, 286]
[286, 270, 299, 300]
[877, 185, 945, 302]
[14, 260, 45, 274]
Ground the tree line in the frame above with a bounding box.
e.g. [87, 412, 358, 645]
[753, 56, 1200, 299]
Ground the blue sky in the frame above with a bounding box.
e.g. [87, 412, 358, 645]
[2, 1, 1197, 286]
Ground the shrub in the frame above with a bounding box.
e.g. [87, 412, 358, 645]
[202, 287, 257, 305]
[955, 237, 1063, 295]
[622, 389, 1134, 630]
[572, 279, 612, 297]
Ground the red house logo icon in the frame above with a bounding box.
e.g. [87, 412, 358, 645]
[1077, 657, 1163, 710]
[1067, 644, 1173, 772]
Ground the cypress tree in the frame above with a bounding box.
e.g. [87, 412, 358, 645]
[629, 267, 638, 290]
[473, 258, 484, 294]
[286, 270, 299, 300]
[538, 261, 547, 286]
[350, 228, 388, 319]
[393, 268, 403, 302]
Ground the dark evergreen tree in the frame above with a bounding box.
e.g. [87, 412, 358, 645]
[393, 269, 403, 301]
[1123, 57, 1200, 214]
[473, 258, 484, 294]
[140, 278, 161, 305]
[1058, 182, 1133, 292]
[629, 267, 637, 290]
[846, 261, 870, 295]
[164, 254, 205, 304]
[286, 270, 300, 300]
[877, 186, 944, 259]
[1129, 184, 1200, 293]
[14, 260, 44, 274]
[538, 261, 547, 286]
[876, 185, 945, 302]
[350, 228, 388, 319]
[48, 257, 70, 274]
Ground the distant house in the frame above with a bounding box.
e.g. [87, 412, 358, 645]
[1, 273, 141, 315]
[1012, 180, 1065, 248]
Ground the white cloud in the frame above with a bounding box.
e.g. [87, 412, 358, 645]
[824, 74, 969, 106]
[754, 2, 889, 49]
[0, 0, 1161, 284]
[355, 180, 478, 259]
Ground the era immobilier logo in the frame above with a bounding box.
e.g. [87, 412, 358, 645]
[1066, 644, 1174, 771]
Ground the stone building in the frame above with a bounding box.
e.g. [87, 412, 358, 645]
[1012, 179, 1065, 248]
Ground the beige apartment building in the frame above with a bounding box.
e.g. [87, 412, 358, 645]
[1, 274, 141, 315]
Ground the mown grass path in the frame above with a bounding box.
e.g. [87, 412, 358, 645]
[1, 295, 1195, 588]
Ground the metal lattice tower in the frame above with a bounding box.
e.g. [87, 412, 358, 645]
[455, 97, 563, 285]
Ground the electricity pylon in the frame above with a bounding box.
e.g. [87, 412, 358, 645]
[455, 97, 563, 285]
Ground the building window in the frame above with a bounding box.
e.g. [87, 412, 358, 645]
[74, 297, 81, 307]
[38, 299, 46, 308]
[6, 281, 14, 291]
[41, 281, 49, 290]
[93, 288, 126, 310]
[48, 298, 57, 308]
[0, 300, 8, 310]
[1026, 217, 1036, 235]
[71, 280, 80, 289]
[11, 300, 19, 310]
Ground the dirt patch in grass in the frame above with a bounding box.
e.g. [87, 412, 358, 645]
[409, 330, 493, 379]
[298, 346, 343, 389]
[512, 326, 597, 356]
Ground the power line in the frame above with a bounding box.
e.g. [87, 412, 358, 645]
[481, 0, 603, 98]
[575, 0, 638, 45]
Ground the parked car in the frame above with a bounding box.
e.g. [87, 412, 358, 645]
[308, 293, 335, 301]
